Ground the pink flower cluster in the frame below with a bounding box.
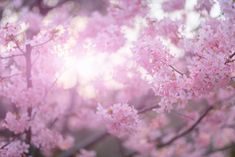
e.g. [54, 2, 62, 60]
[0, 0, 234, 157]
[97, 103, 141, 138]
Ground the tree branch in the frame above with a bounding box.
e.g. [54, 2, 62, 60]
[25, 44, 32, 88]
[0, 73, 22, 81]
[205, 143, 235, 155]
[138, 104, 159, 114]
[124, 106, 214, 157]
[59, 103, 160, 157]
[0, 53, 25, 59]
[156, 106, 213, 148]
[31, 35, 54, 48]
[58, 131, 108, 157]
[24, 44, 34, 156]
[168, 64, 184, 76]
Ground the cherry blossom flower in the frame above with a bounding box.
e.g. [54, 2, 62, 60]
[97, 103, 141, 138]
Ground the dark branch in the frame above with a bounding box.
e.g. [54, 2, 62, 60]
[157, 106, 213, 148]
[205, 143, 235, 155]
[58, 131, 108, 157]
[59, 103, 159, 157]
[138, 104, 159, 114]
[229, 52, 235, 59]
[168, 64, 184, 76]
[161, 60, 184, 76]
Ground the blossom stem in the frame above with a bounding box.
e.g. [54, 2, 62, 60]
[168, 64, 184, 76]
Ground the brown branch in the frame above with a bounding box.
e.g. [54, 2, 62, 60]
[59, 103, 159, 157]
[161, 60, 184, 76]
[225, 58, 235, 64]
[229, 52, 235, 59]
[0, 138, 16, 149]
[58, 131, 108, 157]
[124, 106, 214, 157]
[31, 35, 54, 48]
[168, 64, 184, 76]
[125, 94, 235, 157]
[205, 143, 235, 155]
[0, 132, 23, 149]
[59, 92, 235, 157]
[138, 104, 159, 114]
[156, 106, 213, 148]
[225, 51, 235, 64]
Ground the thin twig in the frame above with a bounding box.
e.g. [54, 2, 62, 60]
[161, 60, 184, 76]
[14, 40, 25, 54]
[172, 111, 195, 121]
[205, 143, 235, 155]
[0, 73, 22, 81]
[31, 35, 54, 48]
[229, 52, 235, 59]
[0, 53, 25, 59]
[168, 64, 184, 76]
[138, 104, 159, 114]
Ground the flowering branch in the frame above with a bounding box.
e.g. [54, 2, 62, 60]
[205, 143, 235, 155]
[59, 103, 160, 157]
[157, 105, 214, 148]
[58, 131, 108, 157]
[225, 51, 235, 64]
[168, 64, 184, 76]
[137, 104, 159, 114]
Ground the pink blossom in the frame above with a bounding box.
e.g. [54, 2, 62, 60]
[162, 0, 186, 12]
[155, 18, 182, 44]
[219, 0, 235, 20]
[195, 0, 215, 12]
[109, 0, 146, 22]
[0, 140, 29, 157]
[2, 112, 29, 134]
[97, 103, 141, 138]
[92, 25, 126, 52]
[187, 52, 231, 97]
[0, 1, 234, 157]
[32, 128, 63, 153]
[133, 35, 172, 74]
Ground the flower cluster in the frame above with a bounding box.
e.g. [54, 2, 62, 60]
[0, 0, 234, 157]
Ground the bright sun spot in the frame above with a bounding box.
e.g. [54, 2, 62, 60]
[58, 52, 127, 91]
[76, 55, 99, 82]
